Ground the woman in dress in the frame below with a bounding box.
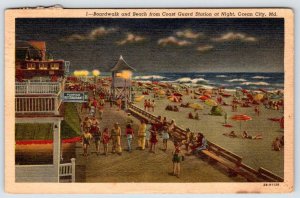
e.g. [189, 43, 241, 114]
[162, 126, 170, 151]
[149, 123, 158, 153]
[102, 127, 110, 156]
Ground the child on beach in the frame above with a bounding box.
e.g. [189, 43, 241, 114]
[102, 128, 110, 156]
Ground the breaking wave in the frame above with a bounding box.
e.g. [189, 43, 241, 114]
[175, 77, 209, 84]
[252, 76, 271, 79]
[241, 81, 270, 86]
[134, 75, 166, 80]
[216, 75, 227, 78]
[226, 78, 247, 82]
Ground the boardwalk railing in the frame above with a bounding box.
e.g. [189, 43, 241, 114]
[15, 96, 62, 115]
[128, 103, 283, 182]
[16, 81, 64, 95]
[59, 158, 76, 183]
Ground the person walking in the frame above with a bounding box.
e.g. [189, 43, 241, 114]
[102, 127, 110, 156]
[137, 119, 147, 150]
[111, 122, 122, 155]
[81, 130, 92, 157]
[125, 124, 134, 152]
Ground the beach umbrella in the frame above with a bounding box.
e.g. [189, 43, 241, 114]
[242, 89, 249, 94]
[231, 114, 252, 131]
[199, 95, 209, 101]
[221, 93, 231, 98]
[204, 93, 212, 98]
[254, 93, 264, 101]
[134, 95, 144, 102]
[157, 90, 165, 95]
[189, 103, 203, 110]
[173, 92, 183, 97]
[205, 99, 218, 107]
[152, 87, 159, 91]
[168, 95, 179, 102]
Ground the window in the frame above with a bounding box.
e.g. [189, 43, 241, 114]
[27, 63, 36, 70]
[39, 63, 48, 70]
[50, 63, 60, 70]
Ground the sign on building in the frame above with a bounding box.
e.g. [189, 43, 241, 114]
[62, 91, 88, 103]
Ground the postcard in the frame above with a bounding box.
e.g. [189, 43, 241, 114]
[5, 8, 294, 193]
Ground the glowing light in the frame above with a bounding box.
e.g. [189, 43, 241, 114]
[92, 69, 101, 76]
[73, 70, 89, 76]
[117, 70, 132, 80]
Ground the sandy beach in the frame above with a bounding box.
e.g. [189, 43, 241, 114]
[132, 84, 284, 177]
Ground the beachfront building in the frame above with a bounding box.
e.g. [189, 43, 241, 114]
[110, 55, 136, 108]
[15, 41, 75, 182]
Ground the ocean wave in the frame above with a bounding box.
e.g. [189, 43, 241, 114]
[216, 75, 227, 78]
[252, 76, 271, 79]
[134, 75, 166, 80]
[226, 78, 247, 82]
[241, 81, 270, 86]
[175, 77, 209, 84]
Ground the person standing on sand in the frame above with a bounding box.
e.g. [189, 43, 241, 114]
[137, 119, 147, 150]
[116, 98, 122, 111]
[224, 112, 228, 124]
[149, 123, 158, 153]
[172, 142, 183, 178]
[102, 127, 110, 156]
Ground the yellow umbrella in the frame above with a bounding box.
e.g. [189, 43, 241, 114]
[134, 95, 144, 102]
[189, 103, 203, 110]
[205, 99, 218, 107]
[157, 90, 165, 95]
[254, 93, 264, 101]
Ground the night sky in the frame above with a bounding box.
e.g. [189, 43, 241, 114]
[16, 18, 284, 73]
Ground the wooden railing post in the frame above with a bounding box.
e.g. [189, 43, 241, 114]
[71, 158, 76, 183]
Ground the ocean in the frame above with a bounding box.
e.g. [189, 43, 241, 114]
[99, 72, 284, 91]
[130, 72, 284, 91]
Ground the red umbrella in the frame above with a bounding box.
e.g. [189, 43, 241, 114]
[199, 95, 209, 101]
[242, 89, 248, 94]
[173, 92, 183, 97]
[221, 93, 231, 98]
[231, 114, 252, 131]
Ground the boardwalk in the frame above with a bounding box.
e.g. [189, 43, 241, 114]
[74, 102, 244, 182]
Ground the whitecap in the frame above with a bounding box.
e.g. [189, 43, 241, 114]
[133, 75, 166, 80]
[241, 81, 270, 86]
[175, 77, 209, 84]
[252, 76, 271, 79]
[226, 78, 247, 82]
[216, 75, 227, 78]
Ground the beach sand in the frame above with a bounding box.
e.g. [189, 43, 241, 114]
[133, 87, 284, 177]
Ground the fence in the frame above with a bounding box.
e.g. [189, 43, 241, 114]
[59, 158, 76, 183]
[16, 81, 64, 95]
[15, 96, 62, 114]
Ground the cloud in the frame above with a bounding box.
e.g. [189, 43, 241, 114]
[196, 44, 214, 52]
[116, 33, 145, 45]
[212, 32, 257, 42]
[158, 36, 192, 47]
[176, 29, 203, 39]
[61, 26, 117, 42]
